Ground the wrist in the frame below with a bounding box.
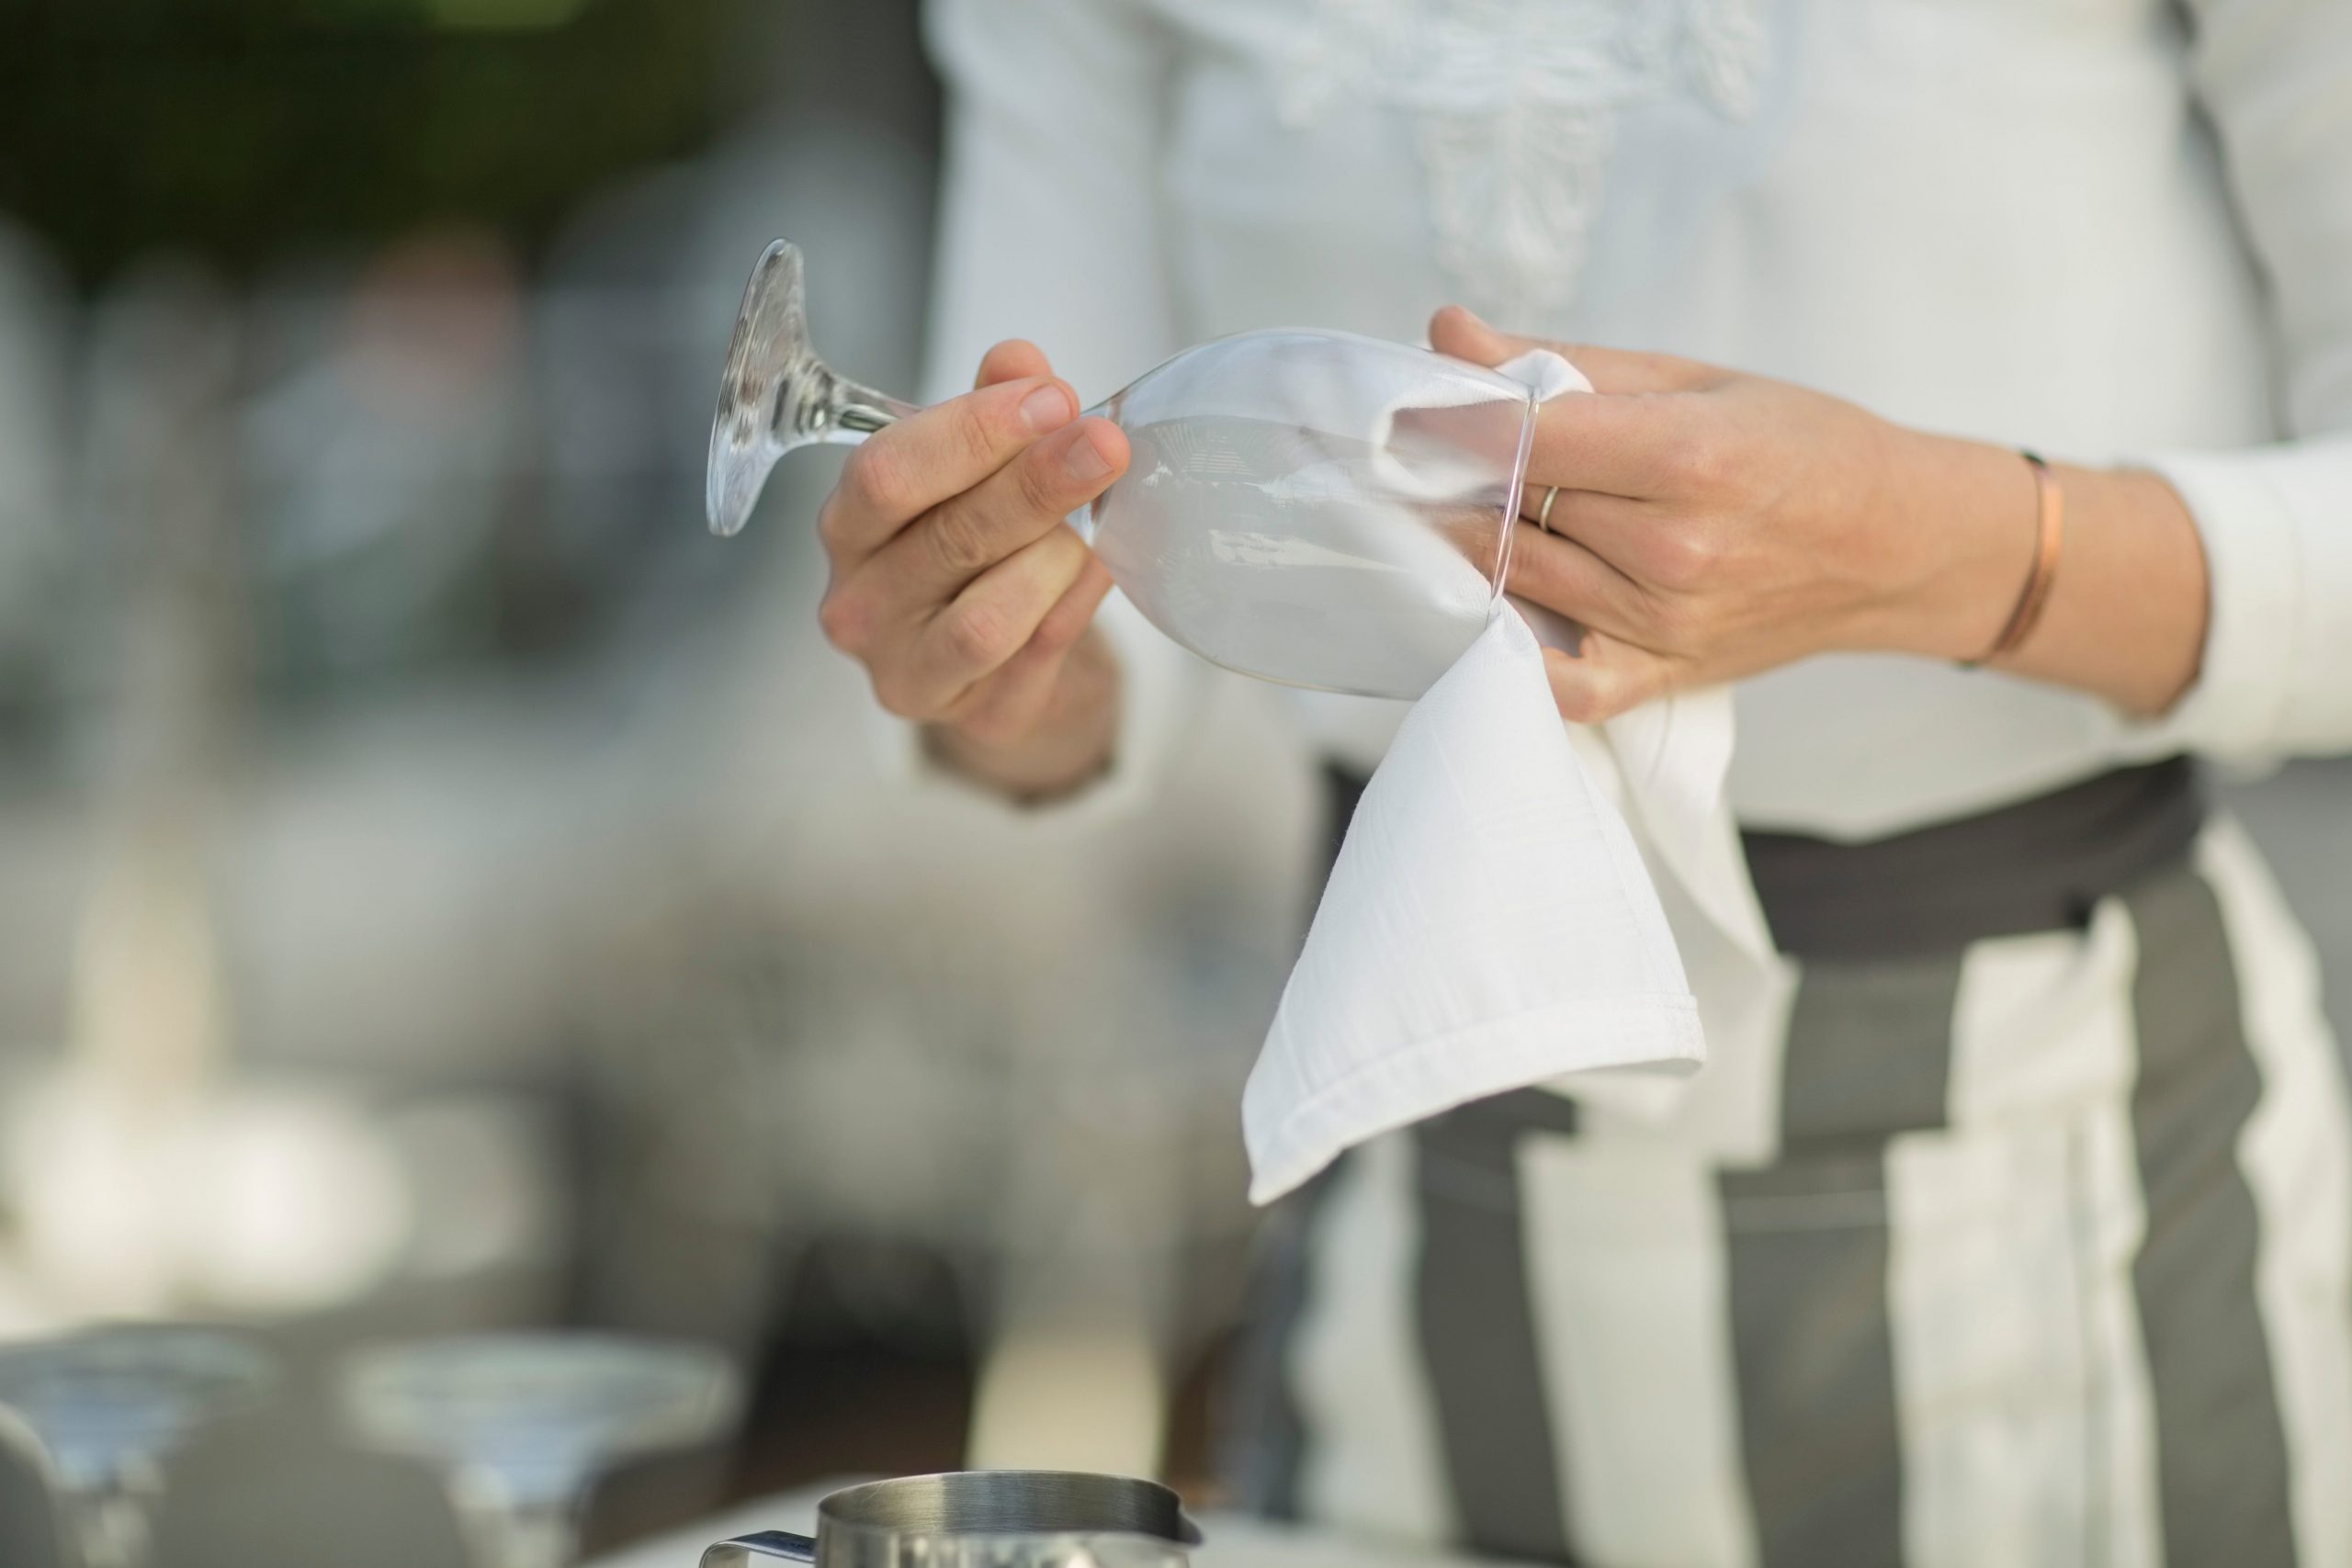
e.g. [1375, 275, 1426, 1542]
[1862, 429, 2041, 662]
[922, 631, 1121, 804]
[1998, 464, 2207, 715]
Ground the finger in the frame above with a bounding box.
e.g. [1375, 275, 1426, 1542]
[1429, 306, 1716, 395]
[1542, 633, 1678, 725]
[1523, 392, 1710, 501]
[1539, 486, 1735, 598]
[1430, 307, 1714, 498]
[1519, 481, 1651, 536]
[857, 415, 1126, 618]
[1520, 485, 1663, 573]
[951, 556, 1115, 747]
[819, 373, 1080, 563]
[909, 525, 1100, 710]
[1503, 520, 1659, 644]
[975, 338, 1054, 390]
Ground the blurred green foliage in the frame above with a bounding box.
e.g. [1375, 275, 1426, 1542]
[0, 0, 739, 282]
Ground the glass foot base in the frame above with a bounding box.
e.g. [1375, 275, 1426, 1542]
[707, 241, 919, 537]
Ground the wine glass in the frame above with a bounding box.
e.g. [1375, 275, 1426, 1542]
[0, 1325, 277, 1568]
[708, 241, 1537, 700]
[336, 1332, 741, 1568]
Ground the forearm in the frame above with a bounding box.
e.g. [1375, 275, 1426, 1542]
[1880, 432, 2211, 717]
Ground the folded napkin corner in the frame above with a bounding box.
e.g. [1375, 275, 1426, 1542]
[1241, 608, 1711, 1205]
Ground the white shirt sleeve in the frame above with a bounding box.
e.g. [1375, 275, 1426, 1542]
[862, 0, 1206, 820]
[2134, 0, 2352, 761]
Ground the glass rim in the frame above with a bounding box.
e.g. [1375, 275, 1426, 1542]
[1491, 384, 1541, 612]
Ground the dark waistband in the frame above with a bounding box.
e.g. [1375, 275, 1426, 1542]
[1321, 756, 2205, 964]
[1742, 757, 2203, 960]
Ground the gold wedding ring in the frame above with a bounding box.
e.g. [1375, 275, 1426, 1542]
[1535, 484, 1562, 534]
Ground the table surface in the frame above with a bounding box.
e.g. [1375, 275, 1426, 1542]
[585, 1483, 1502, 1568]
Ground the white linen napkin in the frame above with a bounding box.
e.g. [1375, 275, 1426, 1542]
[1241, 351, 1775, 1205]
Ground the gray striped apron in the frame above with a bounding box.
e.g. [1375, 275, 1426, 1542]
[1221, 759, 2352, 1567]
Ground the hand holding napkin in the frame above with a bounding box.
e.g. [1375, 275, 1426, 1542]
[1242, 352, 1775, 1204]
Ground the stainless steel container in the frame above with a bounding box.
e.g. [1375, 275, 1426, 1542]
[698, 1471, 1203, 1568]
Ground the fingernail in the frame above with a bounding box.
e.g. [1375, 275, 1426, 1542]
[1019, 384, 1074, 434]
[1060, 423, 1115, 483]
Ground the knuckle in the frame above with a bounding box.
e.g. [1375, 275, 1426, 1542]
[815, 490, 848, 554]
[1016, 440, 1075, 515]
[944, 600, 1017, 670]
[842, 442, 913, 518]
[925, 503, 997, 577]
[953, 397, 1011, 471]
[816, 588, 868, 653]
[1648, 525, 1721, 590]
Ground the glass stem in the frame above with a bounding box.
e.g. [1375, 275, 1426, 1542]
[450, 1486, 582, 1568]
[493, 1506, 579, 1568]
[778, 351, 919, 449]
[63, 1484, 155, 1568]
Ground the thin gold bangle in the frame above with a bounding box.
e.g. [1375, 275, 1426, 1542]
[1966, 452, 2065, 667]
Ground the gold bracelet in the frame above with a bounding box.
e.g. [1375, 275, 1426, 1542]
[1966, 451, 2065, 667]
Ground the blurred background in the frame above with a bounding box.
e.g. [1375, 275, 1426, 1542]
[0, 3, 2347, 1565]
[0, 2, 1320, 1563]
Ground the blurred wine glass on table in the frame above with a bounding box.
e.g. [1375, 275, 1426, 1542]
[338, 1333, 742, 1568]
[0, 1325, 277, 1568]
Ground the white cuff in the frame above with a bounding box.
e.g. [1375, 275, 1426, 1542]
[2120, 447, 2310, 762]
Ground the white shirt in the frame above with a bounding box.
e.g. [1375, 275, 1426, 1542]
[919, 0, 2352, 840]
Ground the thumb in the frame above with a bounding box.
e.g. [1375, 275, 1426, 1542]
[1541, 631, 1677, 725]
[974, 337, 1056, 390]
[1428, 304, 1530, 367]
